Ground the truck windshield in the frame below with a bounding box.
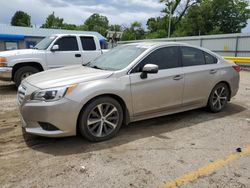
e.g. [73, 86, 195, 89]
[86, 45, 147, 70]
[34, 36, 56, 50]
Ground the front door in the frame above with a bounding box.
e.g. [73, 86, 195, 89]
[129, 46, 184, 117]
[46, 36, 82, 69]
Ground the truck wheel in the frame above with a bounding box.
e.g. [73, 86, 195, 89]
[14, 66, 39, 87]
[78, 97, 123, 142]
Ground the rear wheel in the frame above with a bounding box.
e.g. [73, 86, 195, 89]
[78, 97, 123, 142]
[14, 66, 39, 87]
[208, 83, 230, 113]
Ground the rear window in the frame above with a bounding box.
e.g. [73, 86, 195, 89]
[80, 37, 96, 51]
[181, 47, 206, 66]
[204, 52, 217, 64]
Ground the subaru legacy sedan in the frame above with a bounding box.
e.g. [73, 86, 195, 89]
[17, 42, 240, 141]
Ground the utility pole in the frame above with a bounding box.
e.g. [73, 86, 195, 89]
[168, 5, 172, 38]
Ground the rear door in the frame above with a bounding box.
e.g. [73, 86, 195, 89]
[46, 36, 82, 68]
[181, 46, 219, 107]
[80, 36, 102, 65]
[129, 46, 184, 117]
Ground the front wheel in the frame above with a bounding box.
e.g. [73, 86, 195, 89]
[78, 97, 123, 142]
[208, 83, 230, 113]
[14, 66, 39, 87]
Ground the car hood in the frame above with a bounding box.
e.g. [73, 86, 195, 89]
[25, 65, 114, 89]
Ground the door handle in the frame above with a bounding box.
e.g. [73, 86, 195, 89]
[173, 75, 183, 80]
[210, 69, 217, 74]
[75, 54, 81, 57]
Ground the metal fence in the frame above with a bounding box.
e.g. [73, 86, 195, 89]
[118, 33, 250, 66]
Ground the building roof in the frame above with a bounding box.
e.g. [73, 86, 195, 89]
[0, 24, 106, 41]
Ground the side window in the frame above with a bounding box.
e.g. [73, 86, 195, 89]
[54, 36, 78, 51]
[181, 47, 205, 66]
[204, 52, 217, 64]
[132, 46, 180, 73]
[80, 37, 96, 51]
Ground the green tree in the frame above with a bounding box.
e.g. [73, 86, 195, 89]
[146, 17, 168, 38]
[41, 12, 64, 29]
[159, 0, 201, 35]
[177, 0, 250, 36]
[83, 13, 109, 36]
[210, 0, 250, 33]
[122, 22, 145, 41]
[11, 11, 31, 27]
[62, 23, 77, 30]
[109, 24, 122, 31]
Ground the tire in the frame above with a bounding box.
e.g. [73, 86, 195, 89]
[207, 83, 230, 113]
[14, 66, 39, 87]
[78, 97, 123, 142]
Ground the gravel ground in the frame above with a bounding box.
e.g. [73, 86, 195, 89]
[0, 71, 249, 188]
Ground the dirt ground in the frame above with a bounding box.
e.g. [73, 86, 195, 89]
[0, 71, 249, 188]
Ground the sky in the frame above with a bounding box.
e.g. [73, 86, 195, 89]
[0, 0, 164, 27]
[0, 0, 250, 32]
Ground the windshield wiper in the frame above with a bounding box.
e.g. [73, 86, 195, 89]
[91, 65, 103, 70]
[82, 62, 90, 66]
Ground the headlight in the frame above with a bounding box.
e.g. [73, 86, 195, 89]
[0, 57, 7, 63]
[30, 84, 77, 102]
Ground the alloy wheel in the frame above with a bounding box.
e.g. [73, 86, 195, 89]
[87, 103, 119, 137]
[211, 86, 228, 111]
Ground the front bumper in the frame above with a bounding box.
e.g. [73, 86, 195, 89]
[0, 67, 12, 81]
[19, 97, 82, 138]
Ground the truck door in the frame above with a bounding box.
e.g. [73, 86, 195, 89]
[46, 36, 82, 68]
[80, 36, 102, 65]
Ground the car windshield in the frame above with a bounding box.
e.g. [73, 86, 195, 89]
[86, 45, 147, 70]
[34, 36, 56, 50]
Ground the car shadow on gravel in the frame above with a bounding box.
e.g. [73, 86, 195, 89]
[0, 83, 16, 95]
[23, 103, 246, 156]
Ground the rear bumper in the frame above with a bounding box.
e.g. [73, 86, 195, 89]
[0, 67, 12, 81]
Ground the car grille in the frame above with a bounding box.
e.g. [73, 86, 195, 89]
[17, 84, 27, 104]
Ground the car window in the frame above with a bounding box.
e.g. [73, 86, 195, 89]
[54, 36, 79, 51]
[131, 46, 180, 73]
[204, 52, 217, 64]
[181, 47, 205, 66]
[80, 36, 96, 51]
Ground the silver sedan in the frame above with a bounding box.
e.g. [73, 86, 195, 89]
[17, 42, 240, 141]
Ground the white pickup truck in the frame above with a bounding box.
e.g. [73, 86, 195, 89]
[0, 34, 106, 86]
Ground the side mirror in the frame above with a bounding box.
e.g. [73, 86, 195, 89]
[51, 44, 59, 51]
[140, 64, 158, 79]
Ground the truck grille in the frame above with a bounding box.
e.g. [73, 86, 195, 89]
[17, 84, 27, 104]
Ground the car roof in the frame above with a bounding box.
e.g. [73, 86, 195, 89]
[123, 41, 193, 48]
[51, 33, 97, 37]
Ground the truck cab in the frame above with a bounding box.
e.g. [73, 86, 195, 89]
[0, 34, 105, 86]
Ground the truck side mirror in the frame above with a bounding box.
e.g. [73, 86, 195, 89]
[51, 45, 59, 52]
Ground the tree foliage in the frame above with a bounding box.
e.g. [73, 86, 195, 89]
[41, 12, 64, 29]
[11, 11, 31, 27]
[175, 0, 250, 36]
[83, 13, 109, 36]
[122, 22, 145, 41]
[146, 0, 250, 38]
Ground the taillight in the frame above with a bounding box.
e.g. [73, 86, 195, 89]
[232, 65, 240, 73]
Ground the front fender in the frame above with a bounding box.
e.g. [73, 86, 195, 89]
[65, 75, 133, 119]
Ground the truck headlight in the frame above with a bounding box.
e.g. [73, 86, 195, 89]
[30, 84, 77, 102]
[0, 57, 7, 64]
